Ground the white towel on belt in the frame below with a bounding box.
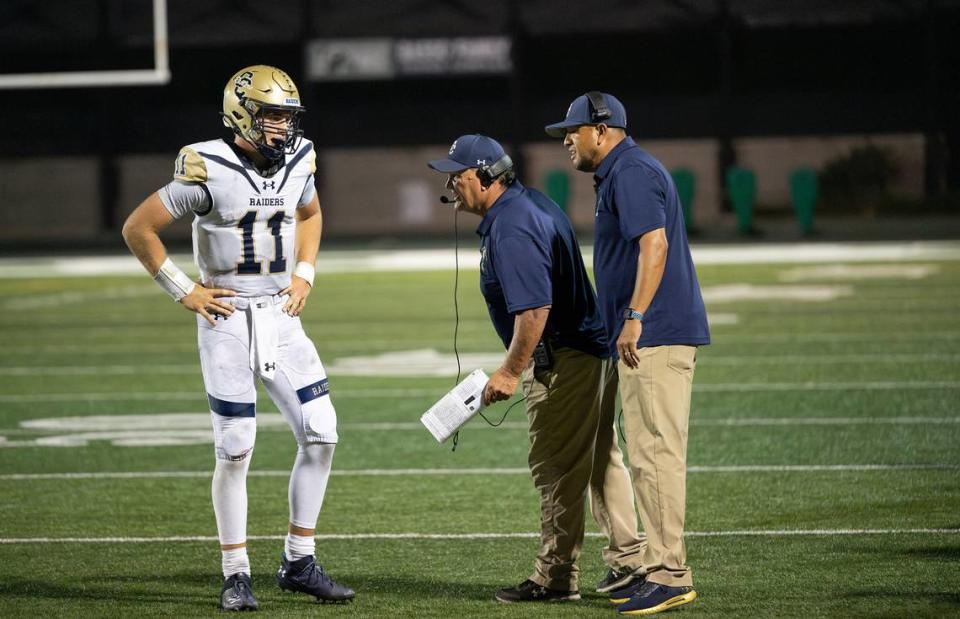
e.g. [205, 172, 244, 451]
[249, 296, 280, 381]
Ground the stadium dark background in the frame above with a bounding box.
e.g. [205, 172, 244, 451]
[1, 0, 958, 242]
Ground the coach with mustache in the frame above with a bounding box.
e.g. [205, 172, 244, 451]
[428, 134, 645, 604]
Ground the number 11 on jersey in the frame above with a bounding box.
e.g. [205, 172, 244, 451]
[237, 210, 287, 275]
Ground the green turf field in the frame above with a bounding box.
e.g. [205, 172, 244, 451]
[1, 252, 958, 617]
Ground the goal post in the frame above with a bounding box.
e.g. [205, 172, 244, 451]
[0, 0, 169, 89]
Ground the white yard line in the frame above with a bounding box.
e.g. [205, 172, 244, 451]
[2, 241, 959, 279]
[7, 332, 958, 354]
[0, 365, 201, 376]
[715, 332, 960, 343]
[0, 389, 438, 403]
[1, 380, 957, 403]
[698, 353, 960, 365]
[694, 381, 960, 392]
[2, 352, 957, 375]
[5, 332, 960, 356]
[777, 264, 941, 282]
[342, 416, 960, 430]
[0, 285, 158, 310]
[1, 463, 956, 481]
[692, 416, 960, 426]
[0, 415, 953, 439]
[1, 528, 957, 544]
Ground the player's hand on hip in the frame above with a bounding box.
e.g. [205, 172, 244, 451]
[181, 285, 236, 326]
[617, 320, 643, 369]
[280, 276, 312, 316]
[483, 368, 520, 406]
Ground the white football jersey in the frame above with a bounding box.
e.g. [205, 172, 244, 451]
[160, 138, 317, 296]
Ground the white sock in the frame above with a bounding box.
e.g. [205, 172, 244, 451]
[288, 443, 334, 532]
[285, 533, 315, 562]
[212, 457, 251, 576]
[221, 547, 250, 578]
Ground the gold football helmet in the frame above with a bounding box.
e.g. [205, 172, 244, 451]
[221, 65, 305, 162]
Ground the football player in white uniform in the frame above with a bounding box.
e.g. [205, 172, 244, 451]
[123, 65, 354, 610]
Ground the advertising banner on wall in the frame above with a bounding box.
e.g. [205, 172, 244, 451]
[306, 37, 512, 81]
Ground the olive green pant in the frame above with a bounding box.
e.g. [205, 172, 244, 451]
[523, 346, 645, 592]
[618, 345, 697, 588]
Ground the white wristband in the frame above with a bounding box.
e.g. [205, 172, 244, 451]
[154, 257, 196, 302]
[293, 261, 315, 287]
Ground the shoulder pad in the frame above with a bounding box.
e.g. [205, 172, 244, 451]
[173, 147, 208, 183]
[307, 144, 317, 175]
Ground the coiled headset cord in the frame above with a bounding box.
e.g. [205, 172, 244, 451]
[449, 205, 528, 451]
[451, 206, 462, 450]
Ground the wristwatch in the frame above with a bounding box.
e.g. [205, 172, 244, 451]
[622, 308, 644, 321]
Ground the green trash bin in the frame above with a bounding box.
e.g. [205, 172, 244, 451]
[789, 167, 818, 235]
[671, 168, 696, 233]
[543, 169, 570, 214]
[726, 166, 756, 234]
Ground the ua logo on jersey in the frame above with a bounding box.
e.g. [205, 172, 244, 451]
[264, 362, 276, 372]
[262, 180, 275, 190]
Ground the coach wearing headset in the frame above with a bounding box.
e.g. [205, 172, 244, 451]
[546, 93, 710, 616]
[428, 134, 645, 604]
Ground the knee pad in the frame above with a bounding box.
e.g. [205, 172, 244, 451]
[213, 415, 257, 461]
[302, 394, 338, 445]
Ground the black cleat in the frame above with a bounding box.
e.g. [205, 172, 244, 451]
[220, 572, 259, 611]
[597, 567, 641, 593]
[495, 579, 580, 603]
[276, 552, 355, 603]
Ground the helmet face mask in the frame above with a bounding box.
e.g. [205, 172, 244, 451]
[249, 103, 304, 161]
[222, 65, 306, 163]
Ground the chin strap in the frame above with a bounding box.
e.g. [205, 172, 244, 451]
[255, 141, 286, 164]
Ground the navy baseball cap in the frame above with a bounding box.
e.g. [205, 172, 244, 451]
[428, 134, 507, 173]
[544, 92, 627, 138]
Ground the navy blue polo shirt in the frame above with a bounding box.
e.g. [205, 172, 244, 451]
[593, 137, 710, 356]
[476, 181, 609, 358]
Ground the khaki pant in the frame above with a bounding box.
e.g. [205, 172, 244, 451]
[523, 346, 645, 592]
[618, 345, 697, 588]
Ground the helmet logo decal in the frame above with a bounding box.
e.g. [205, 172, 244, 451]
[234, 71, 254, 102]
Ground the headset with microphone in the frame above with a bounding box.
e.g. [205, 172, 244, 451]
[476, 153, 514, 187]
[439, 152, 514, 203]
[585, 91, 612, 123]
